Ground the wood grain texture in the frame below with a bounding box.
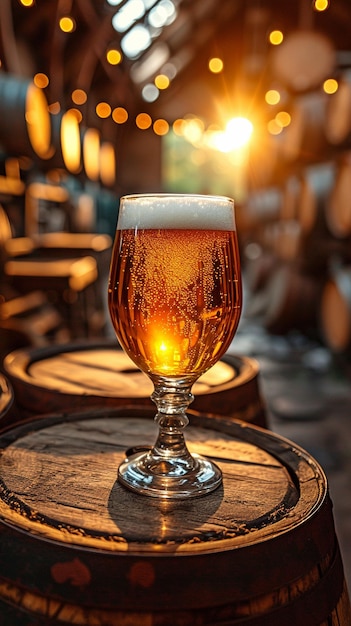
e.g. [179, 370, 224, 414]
[0, 406, 350, 625]
[3, 341, 267, 427]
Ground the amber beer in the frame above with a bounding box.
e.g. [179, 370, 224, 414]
[108, 195, 242, 378]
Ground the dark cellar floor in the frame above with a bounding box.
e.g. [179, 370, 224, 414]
[228, 314, 351, 592]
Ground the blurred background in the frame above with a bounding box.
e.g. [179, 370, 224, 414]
[0, 0, 351, 587]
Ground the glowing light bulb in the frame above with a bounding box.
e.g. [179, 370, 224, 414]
[96, 102, 111, 118]
[155, 74, 170, 89]
[34, 73, 49, 88]
[107, 49, 122, 65]
[208, 57, 223, 73]
[314, 0, 329, 11]
[72, 89, 87, 105]
[153, 118, 169, 135]
[136, 113, 152, 129]
[265, 89, 281, 105]
[269, 30, 284, 45]
[59, 16, 75, 32]
[112, 107, 128, 123]
[275, 111, 291, 127]
[323, 78, 338, 94]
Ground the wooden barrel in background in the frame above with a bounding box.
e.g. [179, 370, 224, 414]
[266, 220, 301, 263]
[261, 264, 325, 336]
[326, 153, 351, 241]
[0, 74, 51, 160]
[3, 341, 267, 428]
[279, 92, 331, 163]
[0, 406, 350, 625]
[320, 265, 351, 355]
[0, 373, 15, 431]
[245, 187, 283, 226]
[325, 69, 351, 149]
[243, 245, 277, 295]
[296, 162, 335, 237]
[280, 174, 301, 221]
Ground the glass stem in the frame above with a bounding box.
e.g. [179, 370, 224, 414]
[150, 377, 197, 469]
[118, 374, 222, 497]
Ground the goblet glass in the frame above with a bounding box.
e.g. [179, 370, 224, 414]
[108, 194, 242, 498]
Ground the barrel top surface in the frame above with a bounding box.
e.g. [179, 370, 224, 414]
[0, 406, 326, 556]
[3, 341, 259, 399]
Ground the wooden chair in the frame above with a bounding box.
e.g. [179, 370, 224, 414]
[0, 205, 102, 339]
[0, 288, 69, 365]
[4, 198, 113, 333]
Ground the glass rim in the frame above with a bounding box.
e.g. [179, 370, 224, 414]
[120, 193, 234, 204]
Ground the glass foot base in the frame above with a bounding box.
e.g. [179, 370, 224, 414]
[118, 451, 222, 499]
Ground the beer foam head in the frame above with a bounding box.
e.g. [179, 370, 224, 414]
[117, 194, 236, 230]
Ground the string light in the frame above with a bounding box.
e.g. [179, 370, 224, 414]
[172, 119, 185, 135]
[34, 73, 49, 88]
[269, 30, 284, 45]
[136, 113, 152, 129]
[265, 89, 281, 105]
[208, 57, 223, 73]
[314, 0, 329, 11]
[17, 0, 337, 187]
[96, 102, 112, 118]
[267, 119, 283, 135]
[107, 49, 122, 65]
[275, 111, 291, 127]
[23, 5, 306, 174]
[323, 78, 338, 94]
[59, 16, 76, 32]
[153, 118, 169, 135]
[72, 89, 87, 105]
[154, 74, 170, 89]
[112, 107, 128, 123]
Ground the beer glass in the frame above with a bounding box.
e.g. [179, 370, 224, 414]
[108, 194, 242, 498]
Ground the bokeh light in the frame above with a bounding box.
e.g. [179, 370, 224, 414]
[112, 107, 128, 123]
[269, 30, 284, 45]
[323, 78, 338, 94]
[208, 57, 224, 73]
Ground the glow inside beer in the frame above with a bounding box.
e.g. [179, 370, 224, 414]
[108, 195, 242, 378]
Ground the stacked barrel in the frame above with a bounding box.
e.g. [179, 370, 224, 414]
[243, 73, 351, 357]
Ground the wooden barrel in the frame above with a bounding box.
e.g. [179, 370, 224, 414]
[269, 220, 301, 262]
[243, 245, 276, 294]
[3, 341, 267, 428]
[279, 92, 330, 163]
[0, 406, 349, 625]
[320, 265, 351, 355]
[0, 74, 51, 160]
[280, 174, 300, 221]
[245, 188, 283, 225]
[326, 153, 351, 239]
[0, 373, 15, 431]
[296, 162, 336, 237]
[325, 69, 351, 148]
[270, 30, 336, 93]
[262, 264, 324, 336]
